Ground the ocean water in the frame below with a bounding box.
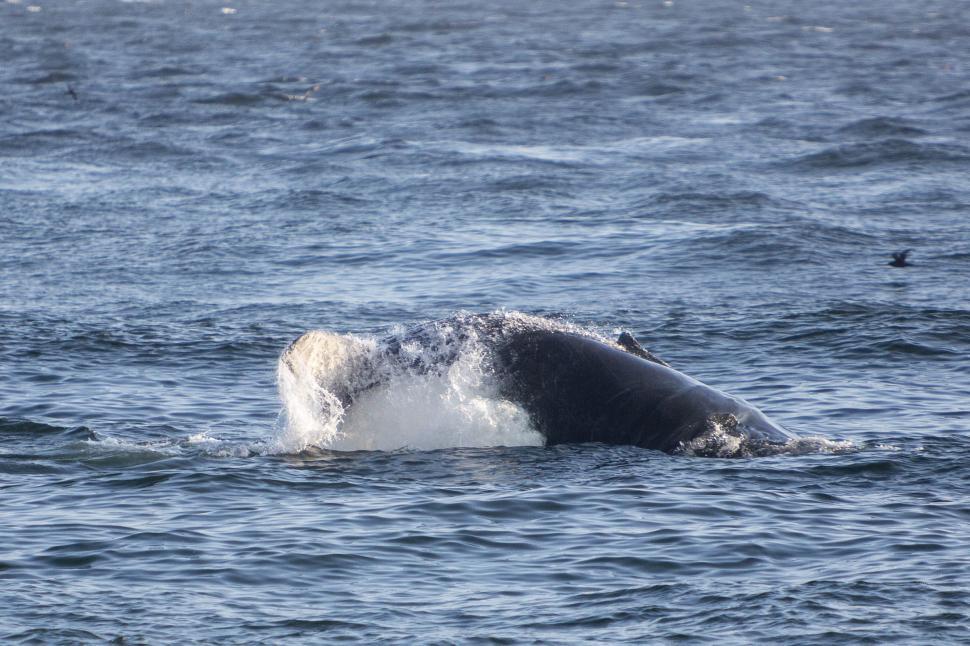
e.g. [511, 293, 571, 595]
[2, 0, 969, 642]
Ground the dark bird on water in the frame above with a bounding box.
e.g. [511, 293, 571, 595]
[65, 85, 78, 101]
[889, 249, 913, 267]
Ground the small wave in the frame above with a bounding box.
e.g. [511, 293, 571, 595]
[193, 92, 270, 106]
[392, 63, 446, 76]
[668, 221, 875, 268]
[131, 66, 201, 79]
[870, 339, 961, 357]
[644, 190, 790, 213]
[184, 432, 258, 458]
[935, 251, 970, 261]
[0, 129, 88, 156]
[571, 62, 622, 74]
[837, 117, 928, 138]
[15, 71, 78, 85]
[633, 82, 684, 98]
[446, 141, 591, 167]
[930, 89, 970, 104]
[355, 33, 394, 47]
[432, 240, 585, 262]
[2, 425, 266, 463]
[246, 188, 371, 211]
[487, 175, 565, 191]
[77, 435, 183, 457]
[5, 629, 105, 643]
[0, 417, 67, 435]
[786, 139, 970, 170]
[0, 418, 96, 442]
[116, 140, 196, 159]
[397, 19, 481, 33]
[803, 458, 901, 477]
[772, 302, 970, 360]
[462, 79, 604, 100]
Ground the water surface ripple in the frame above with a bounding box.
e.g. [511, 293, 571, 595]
[2, 0, 969, 642]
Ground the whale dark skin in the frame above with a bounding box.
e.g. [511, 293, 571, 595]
[492, 329, 794, 453]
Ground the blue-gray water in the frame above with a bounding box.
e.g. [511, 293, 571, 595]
[2, 0, 969, 642]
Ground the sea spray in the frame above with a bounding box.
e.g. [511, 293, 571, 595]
[275, 316, 542, 452]
[274, 330, 376, 452]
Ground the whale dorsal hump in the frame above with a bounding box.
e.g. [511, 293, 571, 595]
[617, 331, 670, 367]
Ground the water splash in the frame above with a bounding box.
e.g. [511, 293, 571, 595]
[274, 315, 543, 452]
[273, 330, 375, 452]
[678, 420, 857, 458]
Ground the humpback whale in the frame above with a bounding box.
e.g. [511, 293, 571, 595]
[280, 313, 796, 456]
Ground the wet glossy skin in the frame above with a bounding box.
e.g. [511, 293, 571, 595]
[495, 330, 796, 453]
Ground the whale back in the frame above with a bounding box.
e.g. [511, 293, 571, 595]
[495, 330, 792, 453]
[282, 314, 795, 455]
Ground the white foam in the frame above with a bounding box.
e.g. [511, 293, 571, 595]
[678, 426, 857, 458]
[273, 315, 544, 453]
[78, 435, 183, 457]
[273, 330, 375, 452]
[185, 432, 255, 457]
[873, 443, 902, 452]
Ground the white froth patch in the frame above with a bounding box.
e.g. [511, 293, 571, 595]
[332, 354, 539, 452]
[274, 316, 543, 453]
[186, 432, 254, 457]
[678, 424, 745, 458]
[274, 330, 375, 452]
[873, 443, 902, 452]
[679, 426, 857, 458]
[80, 435, 183, 457]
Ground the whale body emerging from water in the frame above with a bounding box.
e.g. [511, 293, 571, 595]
[280, 313, 796, 456]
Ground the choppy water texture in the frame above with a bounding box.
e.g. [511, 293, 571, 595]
[2, 0, 969, 642]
